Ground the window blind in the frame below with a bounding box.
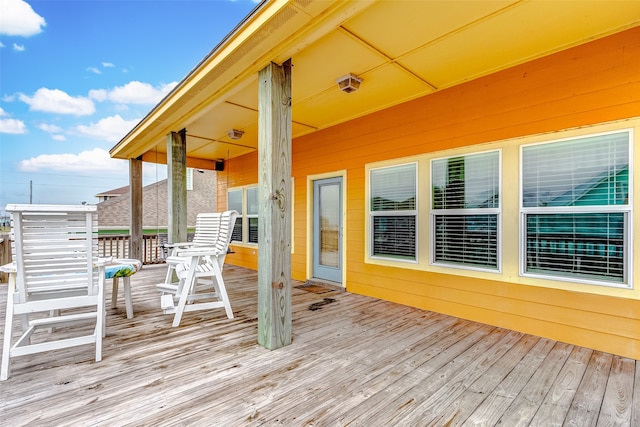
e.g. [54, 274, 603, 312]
[434, 214, 497, 268]
[228, 189, 243, 242]
[431, 151, 500, 270]
[522, 132, 628, 207]
[521, 131, 630, 285]
[247, 187, 258, 244]
[370, 163, 417, 261]
[525, 213, 624, 282]
[371, 164, 416, 211]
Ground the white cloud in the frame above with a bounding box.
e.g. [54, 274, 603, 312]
[88, 88, 107, 102]
[87, 67, 101, 74]
[0, 108, 26, 133]
[39, 123, 66, 140]
[0, 0, 46, 37]
[38, 123, 63, 133]
[74, 114, 140, 143]
[102, 62, 115, 68]
[19, 88, 95, 116]
[91, 80, 178, 105]
[0, 41, 5, 48]
[13, 43, 25, 51]
[0, 118, 27, 134]
[19, 148, 125, 172]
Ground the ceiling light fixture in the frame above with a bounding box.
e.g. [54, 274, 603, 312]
[336, 73, 362, 94]
[227, 129, 244, 140]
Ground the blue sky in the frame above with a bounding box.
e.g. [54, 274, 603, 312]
[0, 0, 258, 213]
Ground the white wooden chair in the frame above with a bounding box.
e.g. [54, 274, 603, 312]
[162, 212, 223, 286]
[0, 204, 109, 381]
[156, 210, 238, 327]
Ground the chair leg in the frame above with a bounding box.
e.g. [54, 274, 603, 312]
[172, 256, 200, 327]
[96, 276, 105, 361]
[112, 276, 134, 319]
[212, 263, 234, 319]
[111, 277, 119, 309]
[1, 277, 16, 381]
[123, 277, 133, 319]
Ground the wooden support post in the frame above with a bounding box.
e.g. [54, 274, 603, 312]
[129, 157, 143, 261]
[167, 130, 187, 245]
[257, 60, 292, 350]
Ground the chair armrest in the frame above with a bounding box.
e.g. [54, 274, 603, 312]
[164, 242, 196, 249]
[0, 262, 16, 274]
[175, 247, 224, 257]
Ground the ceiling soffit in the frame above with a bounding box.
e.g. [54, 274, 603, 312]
[114, 0, 640, 164]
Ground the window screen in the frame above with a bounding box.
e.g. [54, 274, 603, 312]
[431, 151, 500, 270]
[370, 163, 417, 261]
[228, 189, 243, 242]
[521, 131, 630, 285]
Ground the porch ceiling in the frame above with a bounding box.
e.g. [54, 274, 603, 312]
[110, 0, 640, 167]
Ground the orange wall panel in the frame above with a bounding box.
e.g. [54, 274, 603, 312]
[219, 28, 640, 358]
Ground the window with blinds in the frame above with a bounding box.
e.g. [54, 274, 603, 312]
[228, 186, 258, 244]
[521, 130, 631, 286]
[431, 151, 500, 270]
[369, 163, 417, 261]
[228, 189, 243, 242]
[247, 187, 258, 244]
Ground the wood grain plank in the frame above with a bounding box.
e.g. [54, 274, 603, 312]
[564, 351, 614, 427]
[1, 264, 637, 426]
[529, 346, 593, 427]
[428, 333, 541, 426]
[597, 355, 635, 426]
[334, 324, 503, 426]
[495, 341, 574, 426]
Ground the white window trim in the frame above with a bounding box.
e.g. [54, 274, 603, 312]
[518, 129, 634, 289]
[228, 186, 258, 246]
[246, 186, 258, 245]
[230, 180, 295, 251]
[368, 162, 418, 264]
[429, 149, 502, 273]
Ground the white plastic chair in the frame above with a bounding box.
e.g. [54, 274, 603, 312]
[156, 210, 238, 327]
[162, 212, 223, 286]
[0, 204, 109, 381]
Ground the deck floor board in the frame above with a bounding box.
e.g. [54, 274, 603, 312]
[1, 264, 637, 426]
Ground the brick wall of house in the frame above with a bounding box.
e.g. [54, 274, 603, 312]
[97, 169, 217, 229]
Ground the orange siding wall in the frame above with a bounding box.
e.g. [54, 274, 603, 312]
[220, 28, 640, 359]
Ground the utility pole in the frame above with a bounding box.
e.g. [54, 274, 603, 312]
[30, 180, 33, 204]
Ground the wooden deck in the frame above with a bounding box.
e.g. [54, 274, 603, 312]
[1, 264, 638, 426]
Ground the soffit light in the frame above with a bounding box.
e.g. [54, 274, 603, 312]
[336, 73, 362, 94]
[227, 129, 244, 140]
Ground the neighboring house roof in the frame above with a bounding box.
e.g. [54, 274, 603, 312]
[523, 166, 629, 207]
[95, 185, 130, 198]
[110, 1, 640, 166]
[96, 172, 217, 228]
